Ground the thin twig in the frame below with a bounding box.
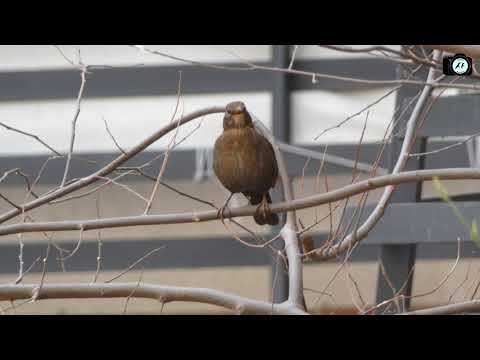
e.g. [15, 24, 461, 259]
[105, 246, 166, 283]
[60, 227, 84, 262]
[60, 55, 88, 187]
[123, 267, 144, 315]
[144, 72, 183, 214]
[0, 122, 62, 156]
[410, 130, 480, 158]
[92, 194, 103, 283]
[314, 86, 400, 140]
[31, 236, 52, 302]
[288, 45, 299, 70]
[103, 117, 127, 154]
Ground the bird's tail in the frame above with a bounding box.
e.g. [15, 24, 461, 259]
[250, 192, 279, 226]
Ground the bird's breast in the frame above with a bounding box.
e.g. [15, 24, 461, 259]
[213, 128, 277, 194]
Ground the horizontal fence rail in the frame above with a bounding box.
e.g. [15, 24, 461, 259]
[0, 58, 399, 102]
[0, 140, 476, 185]
[0, 231, 477, 275]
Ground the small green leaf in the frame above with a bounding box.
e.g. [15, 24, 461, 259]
[432, 177, 450, 203]
[471, 219, 480, 248]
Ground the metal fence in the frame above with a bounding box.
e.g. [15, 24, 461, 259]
[0, 45, 479, 312]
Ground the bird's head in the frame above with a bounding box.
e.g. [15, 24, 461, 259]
[223, 101, 253, 130]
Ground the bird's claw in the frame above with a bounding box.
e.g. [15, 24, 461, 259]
[254, 194, 271, 224]
[217, 205, 227, 225]
[262, 198, 269, 219]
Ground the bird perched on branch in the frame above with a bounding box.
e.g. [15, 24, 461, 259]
[213, 101, 279, 226]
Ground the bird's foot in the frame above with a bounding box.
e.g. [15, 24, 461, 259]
[261, 193, 272, 219]
[217, 205, 229, 225]
[254, 194, 270, 225]
[253, 193, 279, 226]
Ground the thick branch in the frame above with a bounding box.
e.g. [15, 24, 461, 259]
[254, 120, 305, 309]
[0, 283, 307, 315]
[403, 300, 480, 315]
[1, 167, 479, 237]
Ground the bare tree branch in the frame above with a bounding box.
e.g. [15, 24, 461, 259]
[309, 50, 442, 260]
[0, 282, 308, 315]
[105, 246, 166, 283]
[0, 122, 62, 156]
[409, 130, 480, 158]
[0, 106, 225, 225]
[254, 119, 305, 309]
[424, 45, 480, 60]
[403, 299, 480, 315]
[132, 45, 480, 90]
[1, 167, 480, 237]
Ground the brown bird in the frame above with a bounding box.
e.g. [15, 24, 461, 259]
[213, 101, 279, 226]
